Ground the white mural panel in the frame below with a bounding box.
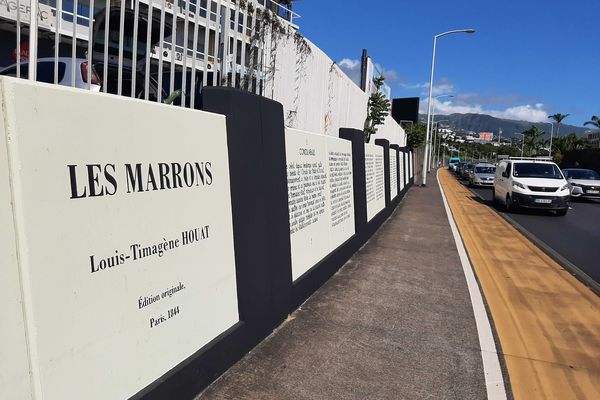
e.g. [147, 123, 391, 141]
[286, 128, 355, 281]
[0, 78, 239, 400]
[365, 144, 385, 221]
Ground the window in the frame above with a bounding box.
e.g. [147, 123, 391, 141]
[513, 163, 563, 179]
[505, 163, 511, 176]
[475, 166, 495, 174]
[37, 62, 66, 84]
[565, 169, 600, 180]
[0, 62, 66, 84]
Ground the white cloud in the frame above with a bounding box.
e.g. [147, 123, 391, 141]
[399, 81, 455, 96]
[339, 58, 360, 70]
[338, 58, 400, 86]
[338, 58, 361, 86]
[374, 63, 399, 83]
[496, 104, 548, 122]
[423, 98, 548, 122]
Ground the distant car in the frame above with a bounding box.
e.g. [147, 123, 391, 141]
[0, 57, 101, 91]
[461, 162, 474, 180]
[454, 162, 466, 175]
[493, 158, 570, 215]
[456, 162, 468, 176]
[470, 163, 496, 187]
[562, 168, 600, 200]
[449, 157, 461, 170]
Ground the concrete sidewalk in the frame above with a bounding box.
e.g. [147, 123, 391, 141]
[198, 176, 489, 400]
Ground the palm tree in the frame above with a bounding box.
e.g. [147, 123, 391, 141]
[584, 115, 599, 129]
[548, 113, 570, 137]
[522, 125, 545, 156]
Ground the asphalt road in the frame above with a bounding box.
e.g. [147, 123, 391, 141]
[455, 175, 600, 284]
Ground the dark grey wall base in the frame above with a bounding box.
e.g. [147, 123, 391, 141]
[291, 235, 361, 310]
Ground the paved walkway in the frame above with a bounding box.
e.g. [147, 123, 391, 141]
[198, 175, 489, 400]
[439, 168, 600, 400]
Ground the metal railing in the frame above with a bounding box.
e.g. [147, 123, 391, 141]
[2, 0, 298, 109]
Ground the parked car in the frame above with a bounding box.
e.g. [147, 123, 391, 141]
[449, 157, 461, 170]
[470, 163, 496, 187]
[493, 158, 570, 215]
[0, 58, 101, 91]
[562, 168, 600, 200]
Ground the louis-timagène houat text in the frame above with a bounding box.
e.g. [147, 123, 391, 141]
[89, 226, 210, 274]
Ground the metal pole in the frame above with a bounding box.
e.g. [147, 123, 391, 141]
[516, 133, 525, 158]
[436, 124, 442, 167]
[431, 122, 437, 169]
[430, 118, 437, 171]
[548, 122, 554, 157]
[421, 29, 474, 185]
[435, 119, 449, 167]
[421, 35, 436, 186]
[429, 96, 452, 170]
[29, 0, 39, 80]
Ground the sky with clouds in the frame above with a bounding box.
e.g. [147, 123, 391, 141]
[294, 0, 599, 126]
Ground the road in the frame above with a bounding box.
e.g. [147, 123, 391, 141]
[457, 177, 600, 284]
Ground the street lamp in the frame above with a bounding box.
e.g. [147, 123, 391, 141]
[516, 133, 525, 158]
[433, 119, 450, 168]
[428, 95, 453, 171]
[547, 122, 554, 158]
[421, 29, 476, 186]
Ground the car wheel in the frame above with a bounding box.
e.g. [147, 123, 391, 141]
[556, 208, 568, 216]
[492, 189, 499, 208]
[506, 194, 516, 212]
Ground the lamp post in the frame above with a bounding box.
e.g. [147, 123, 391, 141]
[547, 122, 554, 158]
[516, 133, 525, 158]
[433, 119, 450, 168]
[421, 29, 476, 186]
[428, 95, 453, 171]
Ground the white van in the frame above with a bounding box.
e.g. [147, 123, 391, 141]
[493, 158, 570, 215]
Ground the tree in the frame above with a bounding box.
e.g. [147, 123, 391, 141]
[551, 133, 589, 163]
[548, 113, 570, 137]
[584, 115, 600, 129]
[363, 76, 391, 142]
[522, 125, 545, 156]
[407, 123, 426, 149]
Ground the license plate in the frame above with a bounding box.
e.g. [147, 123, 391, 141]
[534, 198, 552, 204]
[587, 190, 599, 194]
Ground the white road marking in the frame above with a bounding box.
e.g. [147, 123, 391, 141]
[437, 169, 508, 400]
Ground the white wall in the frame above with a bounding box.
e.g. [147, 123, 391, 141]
[0, 86, 34, 400]
[0, 77, 239, 400]
[265, 33, 405, 146]
[365, 143, 386, 221]
[286, 128, 355, 280]
[371, 114, 407, 146]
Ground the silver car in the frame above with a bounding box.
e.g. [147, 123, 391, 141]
[470, 163, 496, 187]
[562, 168, 600, 200]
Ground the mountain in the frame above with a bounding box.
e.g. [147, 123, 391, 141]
[419, 113, 589, 138]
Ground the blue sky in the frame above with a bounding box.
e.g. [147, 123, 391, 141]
[293, 0, 599, 127]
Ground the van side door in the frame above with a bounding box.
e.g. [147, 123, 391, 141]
[495, 161, 509, 198]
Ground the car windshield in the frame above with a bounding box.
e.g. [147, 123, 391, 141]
[475, 166, 495, 174]
[513, 163, 563, 179]
[565, 169, 600, 180]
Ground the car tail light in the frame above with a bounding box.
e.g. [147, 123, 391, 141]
[81, 61, 101, 85]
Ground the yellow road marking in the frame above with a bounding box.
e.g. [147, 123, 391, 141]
[438, 169, 600, 400]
